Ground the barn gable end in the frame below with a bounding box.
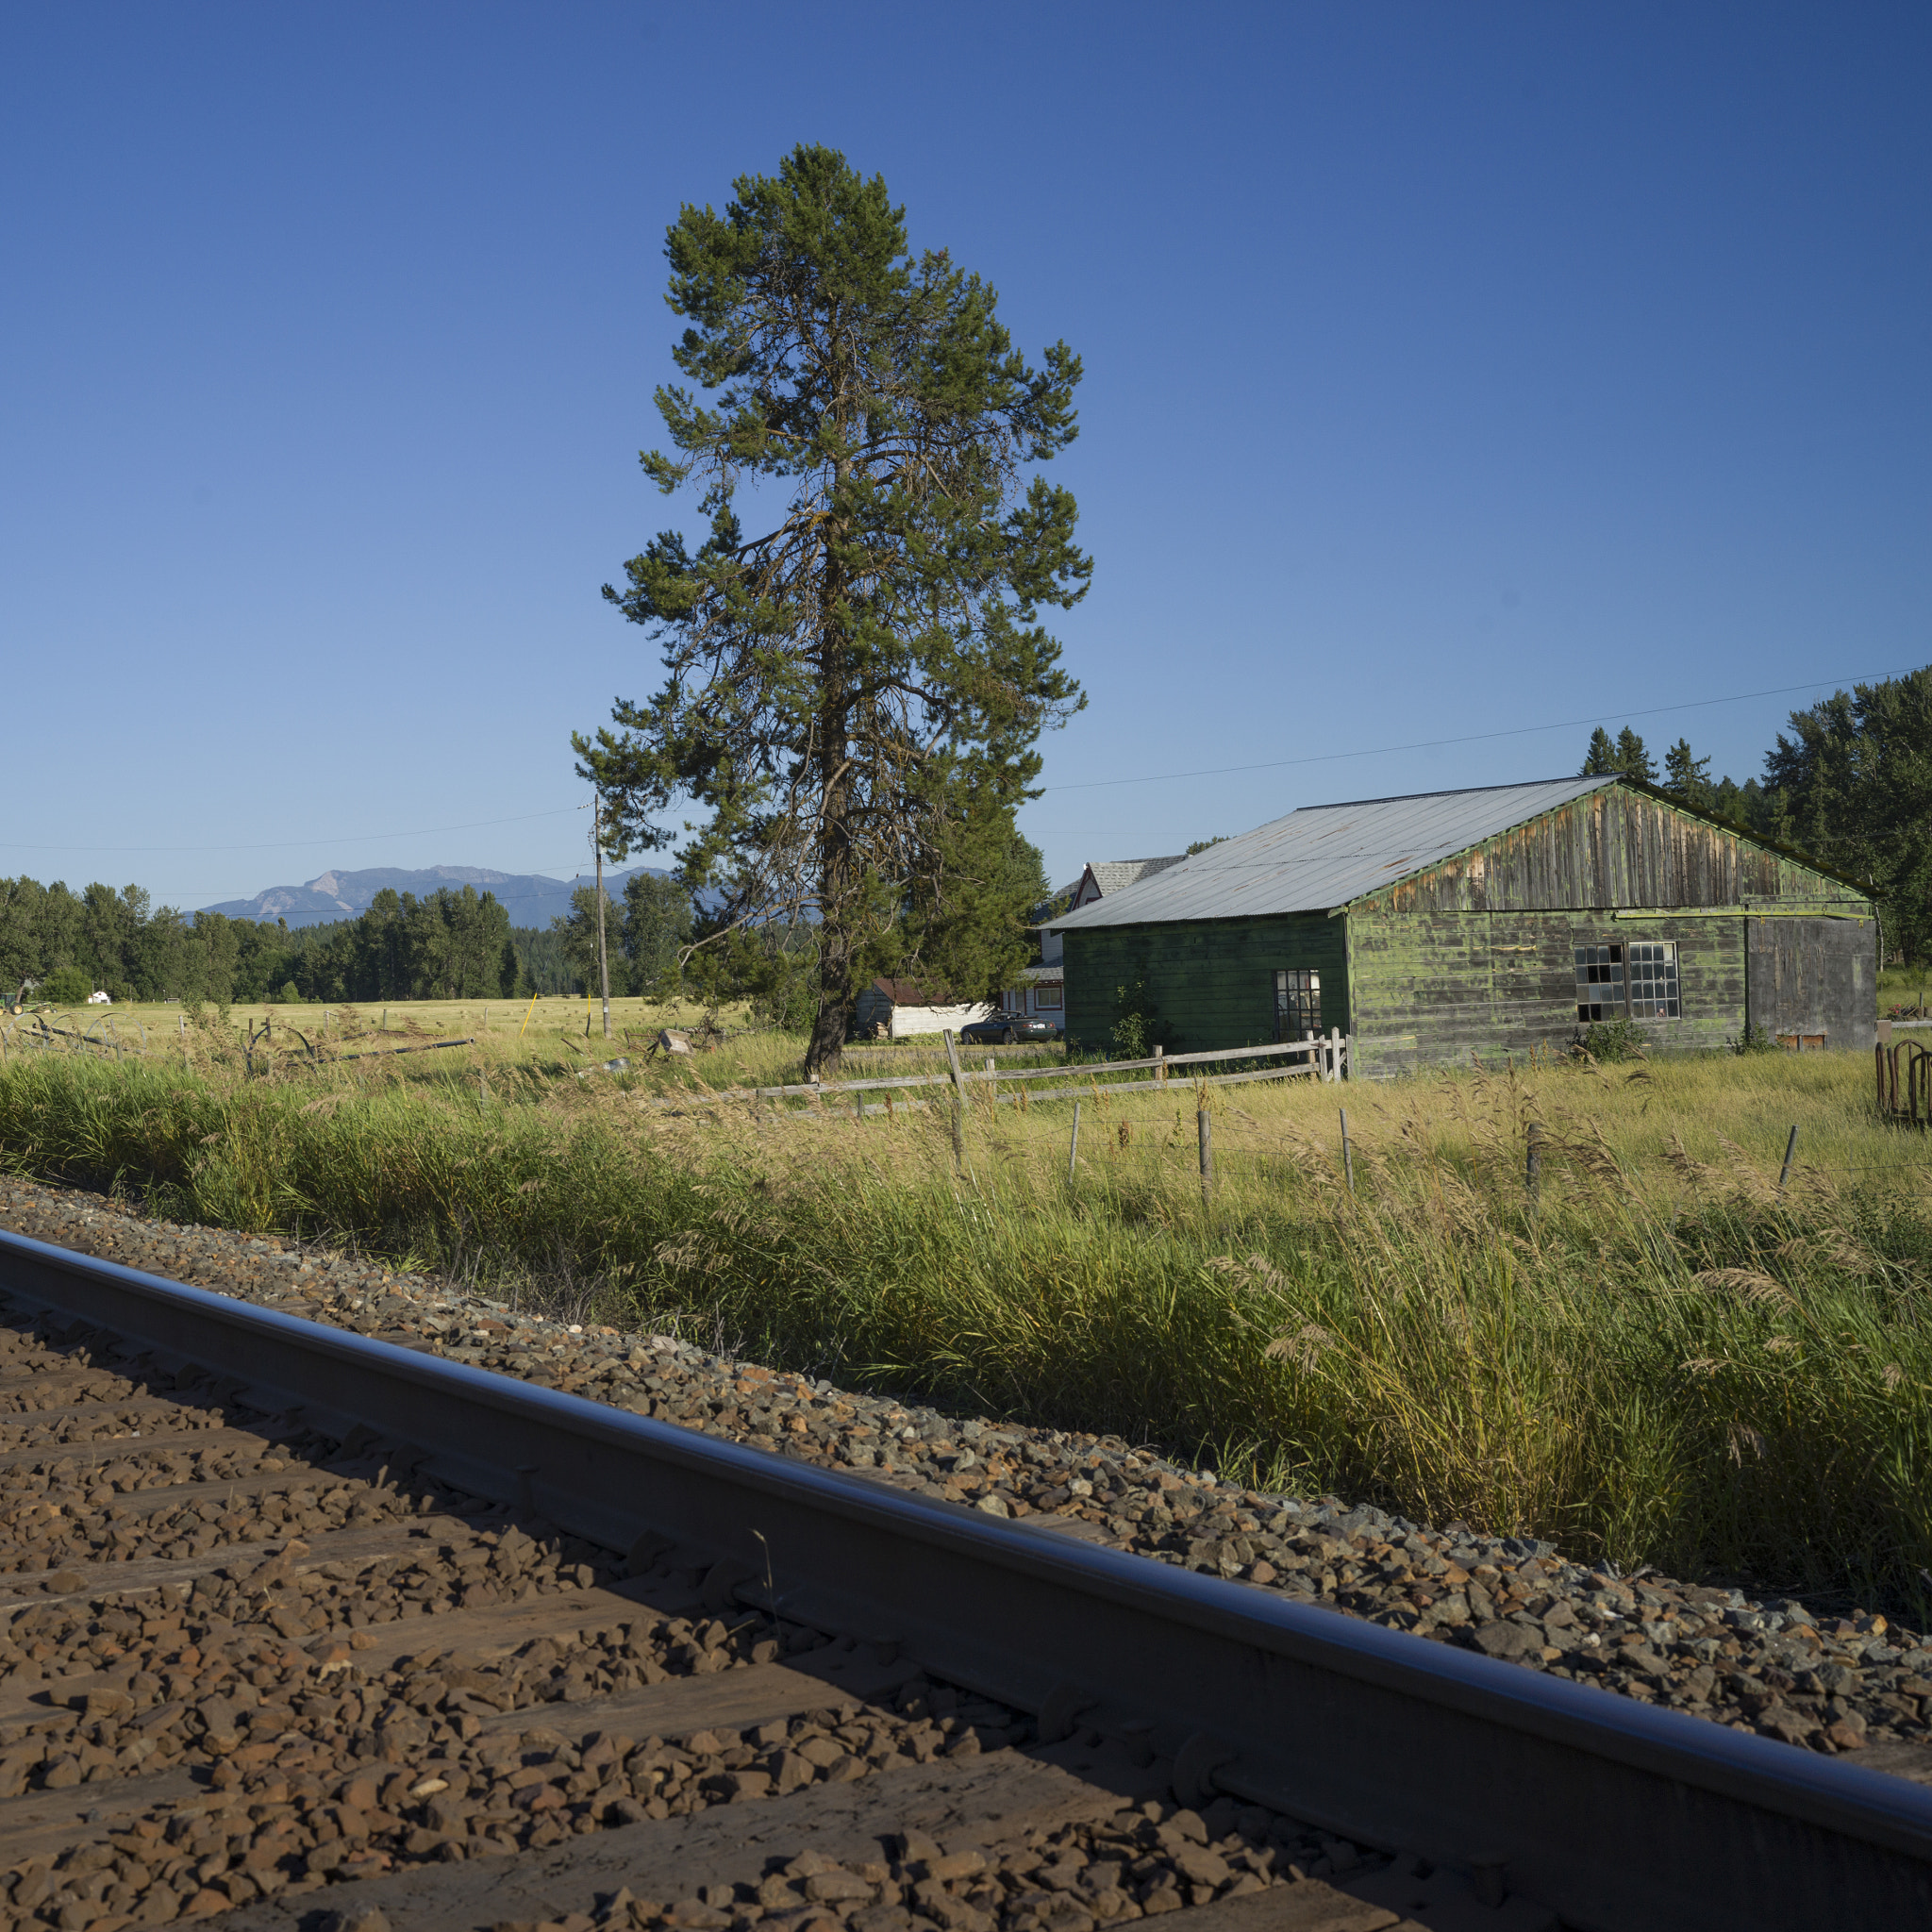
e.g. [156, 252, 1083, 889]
[1349, 783, 1866, 918]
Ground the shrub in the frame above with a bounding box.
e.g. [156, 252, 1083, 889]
[1574, 1017, 1648, 1063]
[37, 966, 92, 1006]
[1110, 978, 1171, 1058]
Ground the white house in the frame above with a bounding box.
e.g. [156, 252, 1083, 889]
[997, 962, 1064, 1024]
[1008, 855, 1185, 1020]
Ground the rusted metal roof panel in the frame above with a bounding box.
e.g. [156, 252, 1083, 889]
[1046, 776, 1622, 928]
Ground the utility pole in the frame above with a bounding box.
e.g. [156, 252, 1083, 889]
[592, 797, 612, 1040]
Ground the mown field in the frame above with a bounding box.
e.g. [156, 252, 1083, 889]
[4, 994, 1071, 1098]
[1, 1007, 1927, 1619]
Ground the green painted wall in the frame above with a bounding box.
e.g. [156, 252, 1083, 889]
[1062, 914, 1347, 1056]
[1347, 908, 1751, 1076]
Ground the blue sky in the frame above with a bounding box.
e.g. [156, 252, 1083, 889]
[4, 3, 1927, 912]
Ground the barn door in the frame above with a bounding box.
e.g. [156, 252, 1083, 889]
[1745, 915, 1876, 1054]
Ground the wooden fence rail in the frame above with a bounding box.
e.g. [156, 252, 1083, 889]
[646, 1030, 1350, 1113]
[780, 1031, 1345, 1099]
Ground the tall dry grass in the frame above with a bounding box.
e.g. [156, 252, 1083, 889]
[0, 1038, 1926, 1616]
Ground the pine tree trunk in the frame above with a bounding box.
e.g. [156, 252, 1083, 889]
[809, 910, 853, 1077]
[807, 432, 854, 1080]
[808, 706, 856, 1077]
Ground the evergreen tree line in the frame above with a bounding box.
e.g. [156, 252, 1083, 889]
[1, 879, 568, 1007]
[0, 836, 1052, 1022]
[1582, 664, 1932, 962]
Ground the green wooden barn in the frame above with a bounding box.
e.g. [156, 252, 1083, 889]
[1044, 776, 1876, 1077]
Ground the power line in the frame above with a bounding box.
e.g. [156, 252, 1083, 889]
[1037, 666, 1920, 793]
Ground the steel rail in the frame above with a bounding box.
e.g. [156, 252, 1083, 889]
[2, 1225, 1928, 1930]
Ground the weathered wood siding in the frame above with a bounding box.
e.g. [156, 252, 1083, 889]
[1746, 915, 1877, 1052]
[1359, 787, 1865, 915]
[1062, 915, 1347, 1057]
[1347, 909, 1749, 1077]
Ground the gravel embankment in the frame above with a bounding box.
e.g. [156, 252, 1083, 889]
[486, 1806, 1352, 1932]
[5, 1174, 1929, 1776]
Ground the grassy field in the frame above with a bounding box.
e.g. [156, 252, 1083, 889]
[0, 1022, 1927, 1618]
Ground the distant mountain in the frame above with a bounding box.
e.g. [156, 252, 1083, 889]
[200, 864, 671, 930]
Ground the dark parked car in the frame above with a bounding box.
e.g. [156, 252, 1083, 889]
[958, 1012, 1062, 1045]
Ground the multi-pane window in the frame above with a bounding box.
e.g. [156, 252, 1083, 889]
[1575, 941, 1680, 1022]
[1626, 941, 1679, 1018]
[1274, 969, 1321, 1041]
[1574, 944, 1625, 1023]
[1036, 985, 1062, 1009]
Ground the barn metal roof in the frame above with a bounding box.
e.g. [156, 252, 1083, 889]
[1045, 776, 1619, 929]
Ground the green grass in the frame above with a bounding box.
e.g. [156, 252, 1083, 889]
[0, 1041, 1927, 1619]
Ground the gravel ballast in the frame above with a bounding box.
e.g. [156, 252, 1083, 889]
[5, 1174, 1930, 1780]
[0, 1187, 1414, 1932]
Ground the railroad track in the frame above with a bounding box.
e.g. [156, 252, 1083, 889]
[0, 1231, 1928, 1932]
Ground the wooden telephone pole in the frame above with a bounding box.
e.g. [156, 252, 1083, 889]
[592, 798, 612, 1041]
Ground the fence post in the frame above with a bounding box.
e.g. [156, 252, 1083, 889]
[1155, 1043, 1165, 1085]
[1068, 1100, 1082, 1185]
[986, 1056, 996, 1114]
[941, 1029, 967, 1175]
[1525, 1121, 1545, 1211]
[1777, 1124, 1799, 1192]
[1339, 1107, 1354, 1194]
[1197, 1105, 1213, 1202]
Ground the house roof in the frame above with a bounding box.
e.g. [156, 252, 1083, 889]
[1082, 856, 1187, 899]
[865, 977, 942, 1007]
[1046, 776, 1623, 929]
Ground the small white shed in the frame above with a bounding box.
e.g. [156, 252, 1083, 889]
[852, 977, 997, 1041]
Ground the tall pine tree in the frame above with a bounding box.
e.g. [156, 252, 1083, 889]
[575, 145, 1088, 1074]
[1614, 726, 1657, 782]
[1580, 725, 1657, 782]
[1766, 668, 1932, 962]
[1579, 726, 1618, 776]
[1662, 737, 1713, 808]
